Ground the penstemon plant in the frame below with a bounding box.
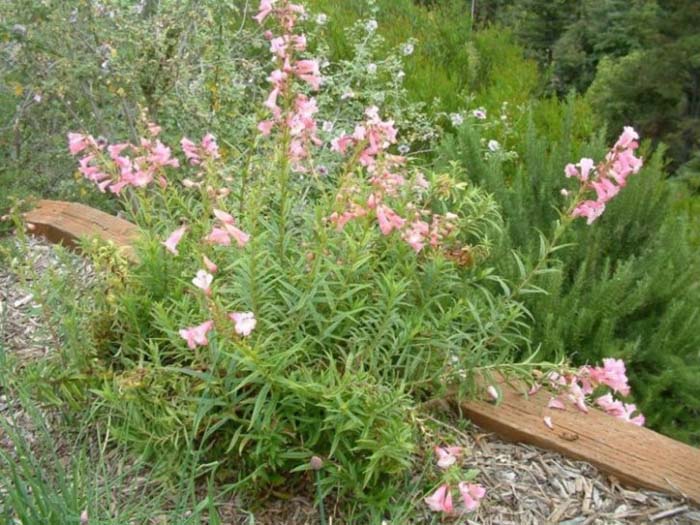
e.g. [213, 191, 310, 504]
[31, 0, 645, 519]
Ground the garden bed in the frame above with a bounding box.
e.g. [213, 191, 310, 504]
[1, 230, 698, 523]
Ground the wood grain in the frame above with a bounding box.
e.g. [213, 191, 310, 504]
[23, 199, 138, 261]
[458, 381, 700, 505]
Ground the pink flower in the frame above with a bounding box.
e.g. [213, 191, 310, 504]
[149, 141, 179, 168]
[571, 200, 606, 225]
[547, 397, 566, 410]
[435, 446, 463, 469]
[376, 204, 405, 235]
[163, 225, 187, 255]
[223, 222, 251, 247]
[591, 178, 620, 203]
[181, 137, 201, 165]
[68, 133, 90, 155]
[253, 0, 274, 24]
[179, 320, 214, 349]
[201, 133, 220, 158]
[578, 158, 595, 181]
[213, 208, 235, 225]
[403, 220, 430, 252]
[258, 120, 275, 136]
[588, 358, 631, 396]
[424, 484, 453, 514]
[458, 482, 485, 512]
[567, 379, 589, 413]
[108, 143, 129, 159]
[596, 393, 645, 426]
[203, 255, 218, 273]
[192, 270, 214, 295]
[331, 135, 355, 154]
[229, 311, 257, 336]
[615, 126, 639, 149]
[206, 227, 232, 246]
[294, 60, 322, 90]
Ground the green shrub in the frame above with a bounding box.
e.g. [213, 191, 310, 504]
[435, 99, 700, 443]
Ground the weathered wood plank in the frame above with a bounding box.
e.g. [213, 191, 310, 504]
[458, 382, 700, 505]
[23, 199, 139, 260]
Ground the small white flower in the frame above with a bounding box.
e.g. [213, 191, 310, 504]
[488, 140, 501, 152]
[473, 108, 487, 120]
[366, 19, 378, 32]
[33, 93, 42, 103]
[450, 113, 464, 127]
[315, 13, 327, 25]
[322, 120, 334, 133]
[560, 188, 571, 197]
[366, 63, 377, 75]
[401, 43, 414, 56]
[396, 70, 405, 81]
[398, 144, 410, 155]
[341, 90, 355, 100]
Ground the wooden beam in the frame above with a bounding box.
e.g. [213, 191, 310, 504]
[457, 382, 700, 505]
[23, 199, 139, 261]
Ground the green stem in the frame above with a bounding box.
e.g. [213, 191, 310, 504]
[315, 470, 327, 525]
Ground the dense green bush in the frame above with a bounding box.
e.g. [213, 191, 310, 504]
[435, 99, 700, 443]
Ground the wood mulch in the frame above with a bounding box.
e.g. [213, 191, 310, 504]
[1, 238, 698, 524]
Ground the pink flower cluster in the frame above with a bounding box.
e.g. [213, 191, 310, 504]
[537, 358, 644, 427]
[69, 126, 178, 194]
[161, 212, 254, 349]
[565, 127, 644, 225]
[181, 134, 220, 166]
[255, 0, 323, 172]
[425, 446, 486, 515]
[329, 107, 460, 254]
[68, 128, 223, 196]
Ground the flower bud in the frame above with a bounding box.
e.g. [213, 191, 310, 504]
[310, 455, 324, 470]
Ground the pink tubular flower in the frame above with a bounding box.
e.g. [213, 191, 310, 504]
[596, 393, 645, 426]
[206, 227, 232, 246]
[571, 199, 606, 225]
[229, 311, 257, 336]
[376, 204, 405, 235]
[435, 446, 463, 469]
[294, 59, 322, 90]
[586, 358, 631, 396]
[201, 133, 220, 159]
[615, 126, 639, 149]
[179, 320, 214, 349]
[547, 397, 566, 410]
[403, 219, 430, 252]
[68, 133, 90, 155]
[424, 484, 453, 514]
[253, 0, 274, 24]
[203, 255, 218, 273]
[258, 120, 275, 136]
[163, 225, 187, 255]
[566, 127, 643, 225]
[223, 222, 251, 247]
[149, 140, 179, 168]
[181, 137, 201, 165]
[213, 208, 235, 225]
[458, 482, 486, 512]
[192, 270, 214, 295]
